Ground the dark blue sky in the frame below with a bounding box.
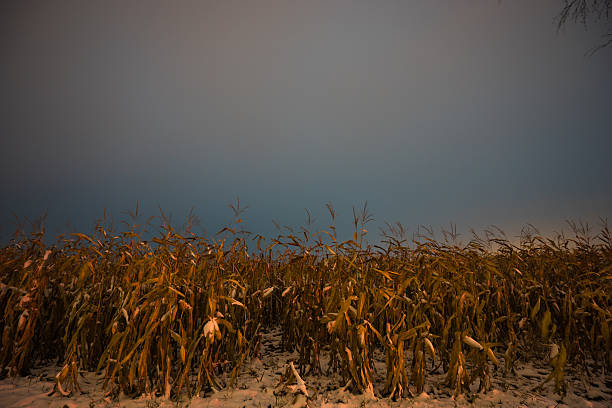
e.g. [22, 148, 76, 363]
[1, 0, 611, 244]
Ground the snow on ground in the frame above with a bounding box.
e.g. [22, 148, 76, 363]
[0, 328, 610, 407]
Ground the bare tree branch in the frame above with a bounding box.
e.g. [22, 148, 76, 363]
[557, 0, 612, 52]
[557, 0, 611, 30]
[587, 31, 612, 54]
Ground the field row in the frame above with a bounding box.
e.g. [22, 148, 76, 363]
[1, 216, 610, 401]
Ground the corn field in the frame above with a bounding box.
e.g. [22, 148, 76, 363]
[1, 207, 610, 401]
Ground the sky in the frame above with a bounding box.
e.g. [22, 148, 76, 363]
[1, 0, 611, 245]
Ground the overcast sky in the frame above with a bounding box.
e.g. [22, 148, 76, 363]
[1, 0, 611, 244]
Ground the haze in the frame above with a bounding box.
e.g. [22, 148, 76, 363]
[1, 0, 611, 243]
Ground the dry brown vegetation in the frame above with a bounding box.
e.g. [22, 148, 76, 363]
[0, 205, 610, 402]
